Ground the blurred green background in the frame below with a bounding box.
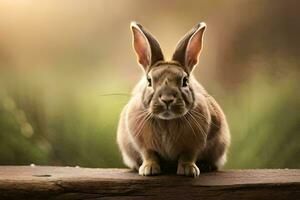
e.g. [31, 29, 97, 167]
[0, 0, 299, 169]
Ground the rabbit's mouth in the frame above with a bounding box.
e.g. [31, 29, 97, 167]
[154, 107, 188, 120]
[157, 110, 189, 120]
[157, 111, 177, 120]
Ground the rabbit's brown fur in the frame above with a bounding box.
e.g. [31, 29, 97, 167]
[117, 22, 230, 177]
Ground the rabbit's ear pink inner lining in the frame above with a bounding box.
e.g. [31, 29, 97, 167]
[185, 25, 206, 68]
[132, 27, 151, 68]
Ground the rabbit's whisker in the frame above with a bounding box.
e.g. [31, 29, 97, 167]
[134, 111, 149, 128]
[183, 115, 197, 138]
[98, 93, 131, 97]
[131, 109, 149, 116]
[135, 112, 152, 137]
[187, 112, 207, 139]
[190, 109, 220, 128]
[137, 113, 152, 136]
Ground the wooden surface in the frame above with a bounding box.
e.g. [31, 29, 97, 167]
[0, 166, 299, 200]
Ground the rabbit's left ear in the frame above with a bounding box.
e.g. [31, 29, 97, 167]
[172, 22, 206, 73]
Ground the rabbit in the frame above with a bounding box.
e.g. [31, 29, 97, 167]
[117, 21, 230, 177]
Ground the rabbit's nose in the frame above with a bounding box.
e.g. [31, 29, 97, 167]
[160, 95, 175, 108]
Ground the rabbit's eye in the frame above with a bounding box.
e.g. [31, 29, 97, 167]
[147, 77, 152, 87]
[182, 77, 189, 87]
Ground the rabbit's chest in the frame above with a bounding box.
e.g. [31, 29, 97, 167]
[129, 116, 205, 160]
[148, 125, 190, 160]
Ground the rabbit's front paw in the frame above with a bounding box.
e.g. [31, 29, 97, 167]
[177, 162, 200, 177]
[139, 161, 161, 176]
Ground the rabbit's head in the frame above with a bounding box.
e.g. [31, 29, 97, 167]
[131, 22, 206, 120]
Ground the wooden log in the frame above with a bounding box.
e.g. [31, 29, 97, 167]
[0, 166, 299, 200]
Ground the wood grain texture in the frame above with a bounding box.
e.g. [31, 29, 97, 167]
[0, 166, 299, 200]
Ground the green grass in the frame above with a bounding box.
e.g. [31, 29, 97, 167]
[0, 70, 299, 169]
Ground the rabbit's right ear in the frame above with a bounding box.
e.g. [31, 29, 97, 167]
[130, 22, 164, 70]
